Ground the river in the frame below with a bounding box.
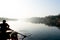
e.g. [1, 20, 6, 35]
[7, 20, 60, 40]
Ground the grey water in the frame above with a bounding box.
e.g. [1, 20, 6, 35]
[8, 20, 60, 40]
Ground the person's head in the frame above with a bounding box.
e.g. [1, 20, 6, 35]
[3, 20, 6, 23]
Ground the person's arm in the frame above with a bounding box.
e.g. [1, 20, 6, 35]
[8, 24, 9, 28]
[6, 24, 10, 30]
[6, 23, 10, 28]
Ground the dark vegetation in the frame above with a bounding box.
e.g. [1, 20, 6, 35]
[0, 17, 17, 22]
[26, 14, 60, 28]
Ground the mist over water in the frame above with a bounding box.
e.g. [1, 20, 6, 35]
[7, 20, 60, 40]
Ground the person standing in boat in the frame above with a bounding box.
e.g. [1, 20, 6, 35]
[0, 20, 10, 40]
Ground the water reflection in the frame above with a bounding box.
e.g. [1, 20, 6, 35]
[7, 20, 60, 40]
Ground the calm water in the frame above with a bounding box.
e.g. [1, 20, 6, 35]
[7, 20, 60, 40]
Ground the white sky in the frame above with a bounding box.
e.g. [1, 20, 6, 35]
[0, 0, 60, 19]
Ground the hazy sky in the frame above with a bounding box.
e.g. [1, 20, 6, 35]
[0, 0, 60, 18]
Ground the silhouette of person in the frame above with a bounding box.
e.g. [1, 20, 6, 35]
[0, 20, 9, 32]
[0, 20, 10, 40]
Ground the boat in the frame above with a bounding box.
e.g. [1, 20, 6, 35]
[0, 28, 31, 40]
